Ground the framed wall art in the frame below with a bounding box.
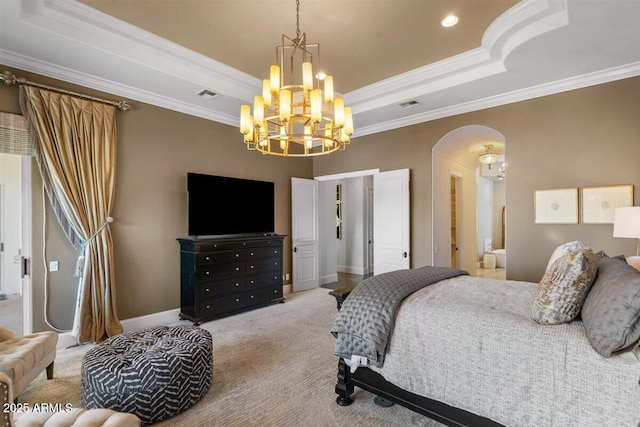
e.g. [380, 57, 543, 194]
[582, 184, 634, 224]
[534, 188, 579, 224]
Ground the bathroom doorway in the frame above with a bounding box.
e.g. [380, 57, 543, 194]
[432, 125, 506, 278]
[450, 175, 461, 269]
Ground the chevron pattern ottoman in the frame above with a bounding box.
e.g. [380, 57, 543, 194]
[81, 325, 212, 425]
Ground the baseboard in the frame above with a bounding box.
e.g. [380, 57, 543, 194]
[56, 285, 293, 349]
[56, 308, 181, 349]
[320, 273, 339, 285]
[121, 308, 182, 330]
[56, 332, 79, 350]
[337, 265, 366, 275]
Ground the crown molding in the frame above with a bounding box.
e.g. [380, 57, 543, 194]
[0, 49, 240, 127]
[354, 60, 640, 138]
[3, 0, 638, 139]
[346, 0, 568, 114]
[21, 0, 261, 101]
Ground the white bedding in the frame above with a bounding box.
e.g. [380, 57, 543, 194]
[375, 276, 640, 427]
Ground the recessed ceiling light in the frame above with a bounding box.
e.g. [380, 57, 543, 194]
[441, 15, 459, 28]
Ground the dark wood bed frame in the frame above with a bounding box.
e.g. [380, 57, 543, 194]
[330, 286, 503, 427]
[335, 357, 502, 427]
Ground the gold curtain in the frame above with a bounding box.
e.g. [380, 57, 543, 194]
[20, 86, 122, 343]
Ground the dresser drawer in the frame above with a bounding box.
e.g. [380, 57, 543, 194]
[193, 241, 246, 252]
[197, 296, 243, 317]
[198, 292, 267, 316]
[245, 257, 281, 273]
[261, 285, 283, 300]
[245, 272, 281, 290]
[197, 277, 243, 299]
[245, 246, 282, 260]
[196, 262, 243, 280]
[197, 250, 243, 265]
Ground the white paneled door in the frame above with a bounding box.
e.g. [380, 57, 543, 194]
[291, 178, 319, 292]
[373, 169, 410, 275]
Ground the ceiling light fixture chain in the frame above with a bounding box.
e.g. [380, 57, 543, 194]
[239, 0, 354, 157]
[295, 0, 301, 41]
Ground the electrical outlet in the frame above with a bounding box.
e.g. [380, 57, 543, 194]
[285, 273, 290, 281]
[49, 261, 59, 272]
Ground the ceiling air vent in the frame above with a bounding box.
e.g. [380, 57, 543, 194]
[399, 99, 420, 108]
[197, 89, 219, 99]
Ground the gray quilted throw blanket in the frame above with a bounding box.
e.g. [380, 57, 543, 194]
[331, 266, 468, 369]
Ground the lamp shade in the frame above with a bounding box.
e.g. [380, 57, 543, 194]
[613, 207, 640, 238]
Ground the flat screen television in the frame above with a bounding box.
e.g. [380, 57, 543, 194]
[187, 172, 275, 237]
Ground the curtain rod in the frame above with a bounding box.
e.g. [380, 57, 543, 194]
[1, 70, 131, 111]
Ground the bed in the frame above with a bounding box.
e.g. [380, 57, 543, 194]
[331, 249, 640, 427]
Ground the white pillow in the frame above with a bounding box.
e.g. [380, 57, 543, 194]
[546, 240, 586, 271]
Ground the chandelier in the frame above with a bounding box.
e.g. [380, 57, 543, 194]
[478, 144, 500, 169]
[239, 0, 353, 157]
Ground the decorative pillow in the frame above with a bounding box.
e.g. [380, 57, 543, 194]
[581, 257, 640, 357]
[546, 240, 586, 271]
[532, 249, 597, 325]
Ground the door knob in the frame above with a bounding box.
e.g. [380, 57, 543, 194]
[403, 251, 408, 258]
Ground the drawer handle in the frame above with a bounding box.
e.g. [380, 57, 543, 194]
[206, 305, 210, 309]
[250, 295, 254, 299]
[273, 276, 277, 280]
[205, 256, 210, 261]
[235, 298, 240, 302]
[235, 253, 240, 257]
[250, 252, 254, 256]
[205, 288, 210, 292]
[235, 267, 240, 271]
[205, 271, 210, 275]
[274, 262, 278, 265]
[273, 289, 277, 293]
[235, 283, 239, 287]
[250, 265, 254, 269]
[274, 250, 278, 254]
[250, 280, 255, 284]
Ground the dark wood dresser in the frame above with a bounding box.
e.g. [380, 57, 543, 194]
[177, 235, 286, 324]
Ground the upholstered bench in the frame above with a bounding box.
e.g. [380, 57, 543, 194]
[1, 372, 141, 427]
[0, 327, 57, 398]
[81, 325, 212, 425]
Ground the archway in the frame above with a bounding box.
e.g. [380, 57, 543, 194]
[431, 125, 506, 277]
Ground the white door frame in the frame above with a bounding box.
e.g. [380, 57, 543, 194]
[21, 156, 32, 334]
[314, 169, 380, 182]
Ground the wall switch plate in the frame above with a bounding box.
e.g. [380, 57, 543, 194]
[49, 261, 59, 272]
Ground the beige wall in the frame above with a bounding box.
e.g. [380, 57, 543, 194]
[0, 66, 313, 332]
[314, 77, 640, 282]
[2, 64, 639, 332]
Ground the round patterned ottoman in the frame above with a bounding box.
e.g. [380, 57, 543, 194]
[81, 325, 212, 425]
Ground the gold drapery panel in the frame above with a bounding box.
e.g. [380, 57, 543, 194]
[20, 86, 122, 343]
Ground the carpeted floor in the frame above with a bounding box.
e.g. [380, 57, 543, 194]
[19, 288, 443, 426]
